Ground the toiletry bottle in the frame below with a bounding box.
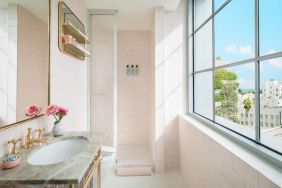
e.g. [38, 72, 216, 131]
[131, 65, 135, 76]
[136, 65, 139, 76]
[126, 65, 130, 76]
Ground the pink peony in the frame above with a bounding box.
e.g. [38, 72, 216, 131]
[25, 105, 42, 117]
[57, 107, 69, 115]
[45, 105, 68, 123]
[45, 105, 59, 115]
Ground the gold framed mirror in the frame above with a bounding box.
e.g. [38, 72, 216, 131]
[0, 0, 51, 132]
[58, 1, 90, 61]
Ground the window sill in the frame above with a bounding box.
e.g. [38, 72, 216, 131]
[180, 114, 282, 187]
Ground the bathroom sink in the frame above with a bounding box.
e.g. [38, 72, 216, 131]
[27, 137, 89, 165]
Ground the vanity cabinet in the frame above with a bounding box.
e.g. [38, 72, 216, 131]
[46, 153, 102, 188]
[0, 133, 102, 188]
[1, 153, 101, 188]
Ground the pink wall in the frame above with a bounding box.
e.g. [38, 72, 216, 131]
[90, 15, 115, 147]
[0, 0, 89, 156]
[151, 0, 187, 172]
[163, 0, 187, 170]
[17, 6, 49, 121]
[50, 0, 88, 132]
[117, 31, 152, 145]
[150, 14, 156, 168]
[179, 115, 281, 188]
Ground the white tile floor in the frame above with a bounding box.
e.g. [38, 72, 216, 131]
[101, 154, 188, 188]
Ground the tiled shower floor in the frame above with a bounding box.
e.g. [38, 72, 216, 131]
[101, 152, 188, 188]
[116, 144, 153, 167]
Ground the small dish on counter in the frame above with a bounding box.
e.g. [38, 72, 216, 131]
[0, 155, 21, 170]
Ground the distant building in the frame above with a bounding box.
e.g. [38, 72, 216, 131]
[261, 79, 282, 108]
[238, 79, 282, 129]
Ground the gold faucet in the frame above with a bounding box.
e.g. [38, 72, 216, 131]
[8, 138, 21, 155]
[22, 128, 48, 149]
[35, 128, 46, 140]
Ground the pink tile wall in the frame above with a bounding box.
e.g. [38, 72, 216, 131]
[179, 116, 281, 188]
[117, 31, 152, 145]
[151, 0, 187, 171]
[153, 6, 165, 173]
[17, 6, 49, 121]
[0, 116, 52, 157]
[0, 8, 8, 126]
[7, 4, 17, 124]
[149, 13, 156, 167]
[50, 0, 88, 132]
[163, 0, 187, 170]
[91, 16, 115, 147]
[0, 0, 89, 156]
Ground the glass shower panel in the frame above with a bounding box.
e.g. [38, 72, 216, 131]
[91, 15, 116, 147]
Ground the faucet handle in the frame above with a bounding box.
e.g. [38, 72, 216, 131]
[8, 138, 21, 155]
[27, 127, 32, 134]
[35, 128, 45, 139]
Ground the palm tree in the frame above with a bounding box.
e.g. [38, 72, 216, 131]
[243, 98, 252, 114]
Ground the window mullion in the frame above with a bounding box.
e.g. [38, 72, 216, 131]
[212, 0, 215, 122]
[255, 0, 260, 142]
[192, 0, 195, 113]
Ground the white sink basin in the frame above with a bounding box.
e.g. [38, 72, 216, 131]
[28, 137, 88, 166]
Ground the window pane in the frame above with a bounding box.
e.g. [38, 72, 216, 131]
[194, 72, 213, 120]
[260, 58, 282, 153]
[215, 63, 255, 139]
[214, 0, 228, 11]
[194, 0, 212, 29]
[259, 0, 282, 55]
[215, 0, 255, 65]
[194, 21, 213, 71]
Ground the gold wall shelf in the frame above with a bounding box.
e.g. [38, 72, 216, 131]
[62, 43, 90, 60]
[62, 21, 90, 44]
[58, 1, 90, 61]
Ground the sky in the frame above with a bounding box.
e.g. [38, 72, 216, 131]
[213, 0, 282, 89]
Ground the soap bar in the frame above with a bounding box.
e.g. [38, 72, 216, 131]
[2, 155, 19, 162]
[0, 155, 21, 169]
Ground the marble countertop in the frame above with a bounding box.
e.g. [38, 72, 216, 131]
[0, 132, 102, 185]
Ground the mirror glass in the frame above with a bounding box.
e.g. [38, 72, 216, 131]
[0, 0, 49, 128]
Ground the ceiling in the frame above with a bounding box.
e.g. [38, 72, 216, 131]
[0, 0, 49, 23]
[83, 0, 181, 30]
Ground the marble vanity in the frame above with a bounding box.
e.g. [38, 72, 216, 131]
[0, 132, 102, 188]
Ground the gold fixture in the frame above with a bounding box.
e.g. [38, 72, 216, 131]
[22, 128, 48, 149]
[58, 1, 90, 60]
[8, 138, 22, 155]
[63, 22, 90, 44]
[0, 0, 51, 133]
[35, 128, 46, 140]
[80, 148, 102, 188]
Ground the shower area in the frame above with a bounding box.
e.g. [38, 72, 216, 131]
[89, 11, 154, 174]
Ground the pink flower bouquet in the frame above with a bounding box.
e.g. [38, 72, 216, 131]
[25, 105, 42, 117]
[45, 105, 68, 124]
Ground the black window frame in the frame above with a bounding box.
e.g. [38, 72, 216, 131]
[188, 0, 282, 167]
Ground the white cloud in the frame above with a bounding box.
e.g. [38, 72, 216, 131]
[263, 49, 282, 69]
[268, 58, 282, 69]
[238, 79, 255, 90]
[224, 45, 254, 57]
[266, 49, 277, 55]
[245, 63, 255, 70]
[239, 46, 253, 56]
[225, 45, 237, 54]
[224, 45, 237, 55]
